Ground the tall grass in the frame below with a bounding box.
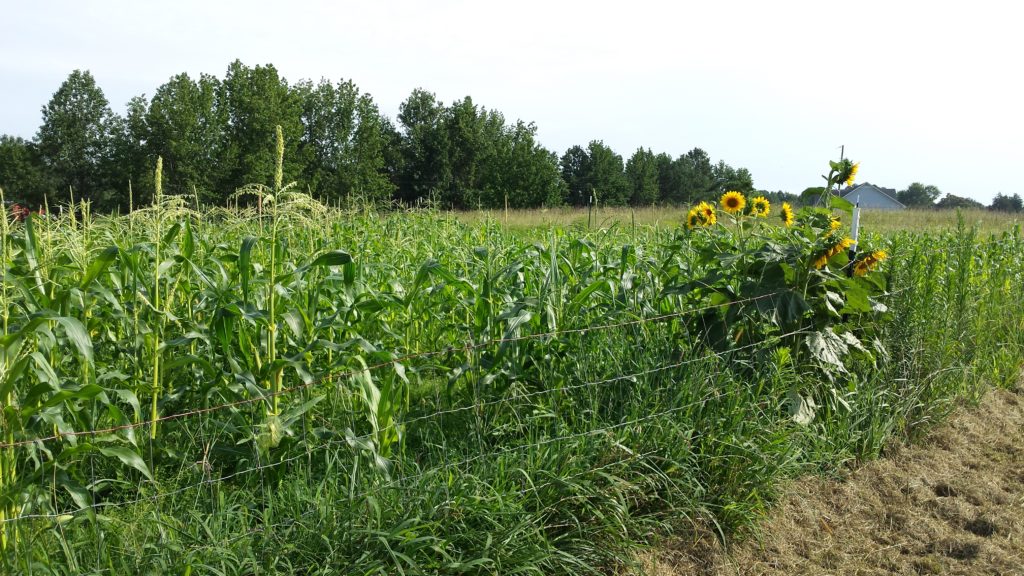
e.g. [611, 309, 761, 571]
[457, 205, 1023, 236]
[0, 196, 1022, 574]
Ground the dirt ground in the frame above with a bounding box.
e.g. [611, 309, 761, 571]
[642, 384, 1024, 576]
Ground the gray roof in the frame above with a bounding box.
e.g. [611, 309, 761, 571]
[841, 183, 906, 208]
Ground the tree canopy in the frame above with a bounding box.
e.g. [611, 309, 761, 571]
[4, 63, 759, 211]
[935, 193, 983, 210]
[989, 193, 1023, 212]
[897, 182, 942, 207]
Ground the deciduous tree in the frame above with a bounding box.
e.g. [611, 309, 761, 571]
[36, 69, 115, 205]
[897, 182, 942, 206]
[0, 135, 53, 207]
[626, 147, 659, 205]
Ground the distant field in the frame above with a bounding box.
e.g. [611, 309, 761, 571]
[455, 206, 1022, 235]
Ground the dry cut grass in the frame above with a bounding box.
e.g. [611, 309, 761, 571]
[640, 382, 1024, 576]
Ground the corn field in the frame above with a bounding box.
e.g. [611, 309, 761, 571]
[1, 180, 1023, 574]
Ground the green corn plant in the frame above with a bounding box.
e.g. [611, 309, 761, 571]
[0, 186, 14, 552]
[269, 125, 283, 416]
[150, 156, 164, 439]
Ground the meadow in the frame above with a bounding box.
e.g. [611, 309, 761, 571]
[456, 205, 1022, 235]
[1, 183, 1023, 575]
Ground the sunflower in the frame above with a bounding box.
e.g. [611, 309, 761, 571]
[845, 162, 860, 186]
[829, 217, 842, 232]
[750, 196, 770, 217]
[813, 237, 855, 270]
[720, 191, 746, 214]
[834, 237, 855, 254]
[780, 202, 795, 227]
[697, 201, 717, 226]
[686, 208, 700, 229]
[851, 249, 888, 276]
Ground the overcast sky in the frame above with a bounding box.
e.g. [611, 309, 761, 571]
[2, 0, 1020, 203]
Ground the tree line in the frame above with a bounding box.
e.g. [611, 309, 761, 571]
[0, 62, 763, 212]
[881, 182, 1022, 212]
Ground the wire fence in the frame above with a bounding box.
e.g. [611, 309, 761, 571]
[0, 290, 786, 450]
[1, 289, 811, 527]
[5, 227, 1018, 530]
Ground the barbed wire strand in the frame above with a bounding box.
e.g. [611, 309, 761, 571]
[2, 326, 805, 525]
[0, 290, 785, 449]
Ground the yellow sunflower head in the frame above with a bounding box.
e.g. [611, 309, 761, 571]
[871, 249, 887, 261]
[697, 201, 717, 226]
[720, 191, 746, 214]
[829, 217, 842, 232]
[845, 162, 860, 186]
[853, 260, 870, 276]
[813, 254, 829, 270]
[750, 196, 770, 217]
[780, 202, 795, 227]
[686, 208, 700, 229]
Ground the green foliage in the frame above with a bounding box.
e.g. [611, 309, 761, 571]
[8, 63, 767, 212]
[0, 136, 53, 206]
[36, 69, 118, 208]
[712, 160, 755, 195]
[396, 92, 565, 209]
[678, 191, 887, 389]
[296, 78, 394, 205]
[936, 193, 984, 210]
[989, 192, 1023, 212]
[397, 88, 450, 203]
[220, 61, 305, 197]
[898, 182, 942, 206]
[145, 72, 227, 203]
[559, 140, 629, 206]
[0, 185, 1022, 572]
[625, 147, 659, 205]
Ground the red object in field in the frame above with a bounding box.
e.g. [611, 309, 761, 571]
[10, 204, 31, 222]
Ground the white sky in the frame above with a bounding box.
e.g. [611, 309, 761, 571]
[2, 0, 1021, 203]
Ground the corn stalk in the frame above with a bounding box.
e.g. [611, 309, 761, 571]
[269, 126, 284, 416]
[0, 186, 14, 552]
[150, 157, 164, 439]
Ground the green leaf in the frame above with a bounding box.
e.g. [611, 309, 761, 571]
[800, 186, 826, 201]
[309, 250, 352, 268]
[769, 290, 811, 325]
[787, 389, 817, 425]
[0, 355, 30, 402]
[63, 481, 93, 512]
[181, 219, 195, 260]
[23, 213, 49, 304]
[161, 221, 181, 245]
[98, 446, 154, 481]
[53, 317, 93, 363]
[80, 246, 119, 289]
[829, 195, 854, 214]
[806, 328, 848, 372]
[837, 279, 872, 314]
[239, 236, 257, 303]
[279, 395, 325, 428]
[41, 383, 104, 409]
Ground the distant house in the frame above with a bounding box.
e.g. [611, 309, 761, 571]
[840, 183, 906, 210]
